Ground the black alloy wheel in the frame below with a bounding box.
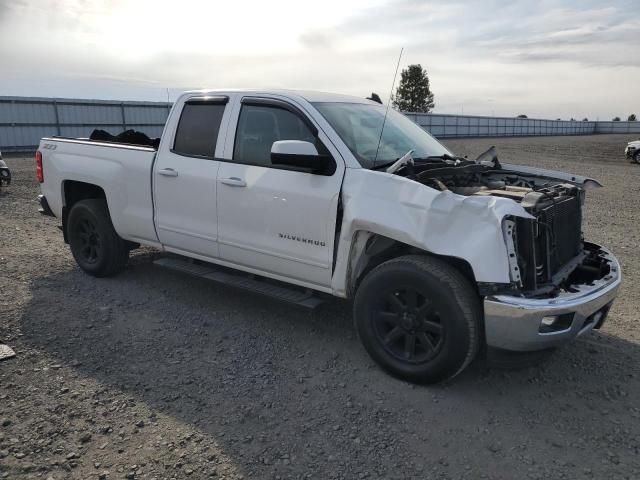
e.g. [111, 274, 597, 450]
[74, 217, 102, 264]
[67, 199, 128, 277]
[372, 287, 444, 364]
[354, 255, 481, 384]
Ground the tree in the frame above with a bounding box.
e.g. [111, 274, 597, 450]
[613, 117, 621, 121]
[517, 114, 528, 118]
[629, 114, 637, 121]
[582, 118, 589, 121]
[570, 117, 576, 121]
[392, 64, 435, 113]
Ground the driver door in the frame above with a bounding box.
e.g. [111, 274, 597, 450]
[216, 97, 344, 288]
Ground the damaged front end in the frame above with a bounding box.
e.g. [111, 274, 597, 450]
[484, 243, 620, 352]
[396, 148, 611, 299]
[386, 148, 621, 351]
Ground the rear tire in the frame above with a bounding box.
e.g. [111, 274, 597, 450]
[67, 199, 128, 277]
[354, 255, 481, 384]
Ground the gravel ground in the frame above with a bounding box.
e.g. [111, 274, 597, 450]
[1, 134, 639, 480]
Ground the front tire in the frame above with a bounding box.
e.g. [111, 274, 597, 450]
[67, 199, 128, 277]
[634, 151, 640, 164]
[354, 255, 481, 384]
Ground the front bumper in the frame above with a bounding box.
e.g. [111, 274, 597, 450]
[484, 244, 621, 352]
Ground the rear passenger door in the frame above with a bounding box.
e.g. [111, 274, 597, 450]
[216, 97, 345, 288]
[153, 96, 230, 258]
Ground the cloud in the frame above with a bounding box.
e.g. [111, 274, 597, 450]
[0, 0, 638, 119]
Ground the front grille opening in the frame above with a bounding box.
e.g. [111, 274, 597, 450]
[564, 244, 611, 288]
[515, 192, 583, 291]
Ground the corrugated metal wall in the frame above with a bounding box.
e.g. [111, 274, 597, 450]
[407, 113, 598, 138]
[0, 96, 638, 152]
[595, 121, 640, 134]
[0, 96, 170, 152]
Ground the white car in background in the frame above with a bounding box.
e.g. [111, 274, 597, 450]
[0, 149, 12, 188]
[626, 140, 640, 163]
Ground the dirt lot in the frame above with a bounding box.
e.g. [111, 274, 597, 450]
[1, 134, 639, 480]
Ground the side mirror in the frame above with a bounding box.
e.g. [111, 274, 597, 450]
[271, 140, 334, 175]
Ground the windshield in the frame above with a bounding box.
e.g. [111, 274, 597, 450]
[313, 102, 452, 169]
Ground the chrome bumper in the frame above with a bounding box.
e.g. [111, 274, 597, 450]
[484, 245, 621, 352]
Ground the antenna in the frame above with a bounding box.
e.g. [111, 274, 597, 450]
[373, 47, 404, 165]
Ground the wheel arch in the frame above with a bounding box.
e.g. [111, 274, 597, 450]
[61, 180, 107, 243]
[346, 230, 478, 298]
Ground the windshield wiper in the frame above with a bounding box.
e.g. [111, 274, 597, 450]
[415, 153, 466, 163]
[385, 150, 414, 173]
[372, 152, 465, 171]
[372, 150, 422, 171]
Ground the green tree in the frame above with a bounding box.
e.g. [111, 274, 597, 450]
[392, 64, 435, 113]
[628, 114, 637, 121]
[517, 114, 528, 118]
[613, 116, 621, 121]
[582, 118, 589, 121]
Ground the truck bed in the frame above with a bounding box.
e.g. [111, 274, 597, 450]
[38, 136, 160, 246]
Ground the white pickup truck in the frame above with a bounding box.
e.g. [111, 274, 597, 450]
[36, 89, 621, 383]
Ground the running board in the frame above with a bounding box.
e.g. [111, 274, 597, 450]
[153, 256, 325, 309]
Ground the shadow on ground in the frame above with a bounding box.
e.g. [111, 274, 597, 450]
[18, 253, 640, 478]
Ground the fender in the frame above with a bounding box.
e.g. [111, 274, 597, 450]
[330, 168, 534, 297]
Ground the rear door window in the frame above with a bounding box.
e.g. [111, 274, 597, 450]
[173, 99, 227, 158]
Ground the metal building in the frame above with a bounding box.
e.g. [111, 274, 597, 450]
[1, 96, 639, 152]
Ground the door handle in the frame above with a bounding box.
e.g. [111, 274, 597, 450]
[158, 168, 178, 177]
[220, 177, 247, 187]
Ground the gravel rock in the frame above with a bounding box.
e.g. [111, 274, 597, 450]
[1, 136, 640, 479]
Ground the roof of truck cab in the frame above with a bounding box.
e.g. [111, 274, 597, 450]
[181, 89, 376, 104]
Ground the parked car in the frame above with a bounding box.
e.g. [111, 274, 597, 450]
[0, 150, 11, 189]
[626, 140, 640, 163]
[35, 89, 621, 383]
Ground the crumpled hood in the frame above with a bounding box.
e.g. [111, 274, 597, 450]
[499, 163, 602, 188]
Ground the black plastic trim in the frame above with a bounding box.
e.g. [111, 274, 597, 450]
[38, 194, 55, 217]
[168, 149, 216, 161]
[240, 97, 319, 137]
[271, 152, 336, 176]
[185, 96, 229, 105]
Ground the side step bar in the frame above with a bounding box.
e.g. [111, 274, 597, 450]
[153, 256, 325, 309]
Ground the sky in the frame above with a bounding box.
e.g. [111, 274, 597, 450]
[0, 0, 638, 119]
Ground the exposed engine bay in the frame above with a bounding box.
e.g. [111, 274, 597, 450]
[389, 148, 612, 297]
